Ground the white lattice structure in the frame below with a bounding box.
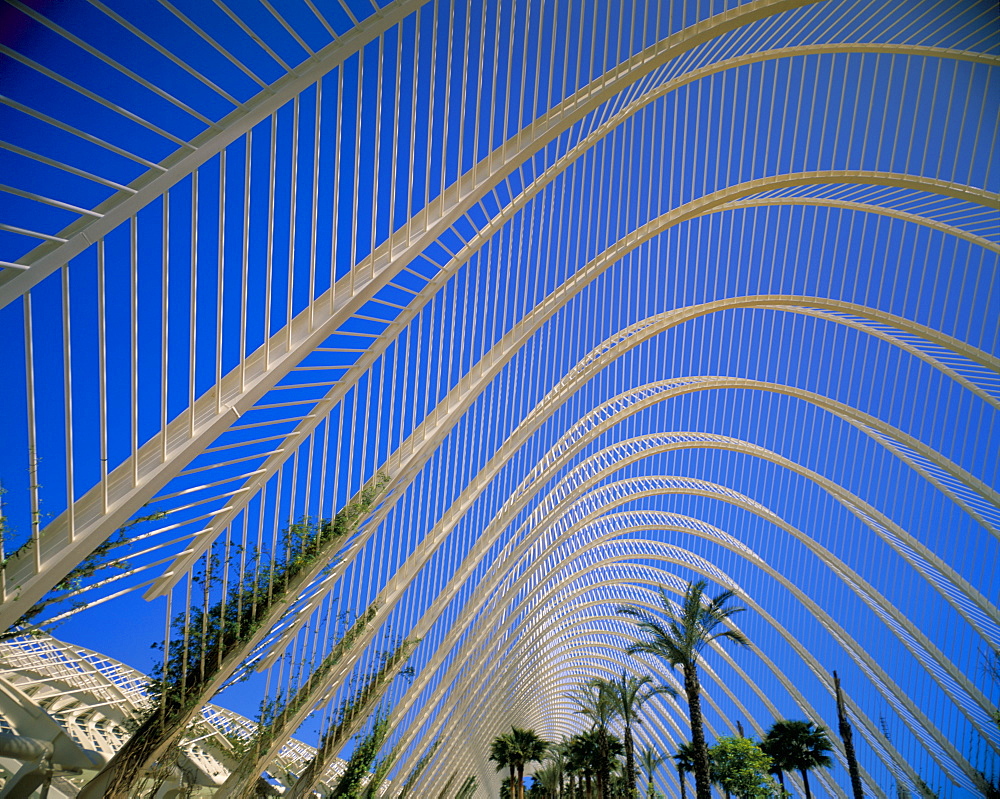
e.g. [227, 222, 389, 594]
[0, 0, 997, 796]
[0, 634, 350, 796]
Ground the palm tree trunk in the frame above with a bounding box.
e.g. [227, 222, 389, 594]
[677, 765, 687, 799]
[776, 771, 785, 794]
[598, 727, 611, 799]
[800, 769, 812, 799]
[624, 720, 638, 798]
[683, 663, 712, 799]
[510, 764, 517, 799]
[518, 765, 526, 799]
[834, 671, 865, 799]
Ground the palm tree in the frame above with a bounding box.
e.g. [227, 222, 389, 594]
[504, 727, 549, 799]
[565, 729, 624, 799]
[617, 581, 749, 799]
[571, 681, 619, 797]
[592, 672, 675, 798]
[566, 732, 598, 798]
[672, 741, 698, 799]
[546, 742, 568, 799]
[491, 732, 518, 798]
[761, 720, 833, 799]
[638, 749, 665, 799]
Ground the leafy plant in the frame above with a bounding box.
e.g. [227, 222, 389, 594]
[673, 741, 698, 799]
[709, 737, 776, 799]
[617, 581, 748, 799]
[396, 739, 440, 799]
[330, 706, 391, 798]
[286, 637, 417, 799]
[639, 748, 665, 799]
[80, 475, 390, 799]
[360, 738, 402, 799]
[489, 727, 548, 799]
[221, 605, 380, 797]
[760, 720, 832, 799]
[455, 774, 478, 799]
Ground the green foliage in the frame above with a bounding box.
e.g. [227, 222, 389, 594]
[565, 729, 624, 784]
[760, 718, 833, 796]
[435, 772, 460, 799]
[0, 510, 167, 641]
[360, 738, 401, 799]
[455, 774, 478, 799]
[673, 741, 698, 775]
[616, 581, 749, 672]
[330, 706, 390, 798]
[617, 580, 748, 799]
[708, 737, 776, 799]
[489, 727, 549, 799]
[530, 763, 562, 797]
[225, 605, 379, 786]
[151, 474, 389, 715]
[639, 749, 665, 799]
[589, 672, 675, 798]
[397, 740, 440, 799]
[98, 477, 389, 798]
[289, 637, 416, 799]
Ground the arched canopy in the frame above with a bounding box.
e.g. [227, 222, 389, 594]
[0, 0, 996, 797]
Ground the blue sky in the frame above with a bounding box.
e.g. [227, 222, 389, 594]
[0, 0, 998, 795]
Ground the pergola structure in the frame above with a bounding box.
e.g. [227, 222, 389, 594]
[0, 0, 997, 796]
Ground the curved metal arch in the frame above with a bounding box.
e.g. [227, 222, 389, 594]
[463, 512, 999, 765]
[729, 197, 1000, 252]
[241, 294, 1000, 747]
[389, 474, 983, 792]
[416, 551, 974, 794]
[1, 0, 992, 792]
[168, 202, 999, 614]
[143, 166, 1000, 608]
[211, 240, 999, 682]
[445, 554, 827, 793]
[504, 431, 997, 638]
[2, 0, 844, 626]
[483, 444, 996, 723]
[40, 193, 966, 764]
[137, 209, 999, 704]
[417, 637, 744, 799]
[407, 621, 829, 799]
[420, 643, 697, 786]
[507, 376, 999, 535]
[485, 506, 998, 747]
[348, 291, 998, 628]
[185, 51, 1000, 612]
[406, 569, 884, 799]
[398, 532, 960, 784]
[373, 402, 996, 759]
[10, 0, 991, 617]
[426, 634, 839, 799]
[521, 659, 716, 799]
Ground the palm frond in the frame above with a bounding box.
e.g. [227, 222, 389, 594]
[709, 629, 750, 648]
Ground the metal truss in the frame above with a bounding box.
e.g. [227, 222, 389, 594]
[0, 634, 351, 796]
[0, 0, 997, 796]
